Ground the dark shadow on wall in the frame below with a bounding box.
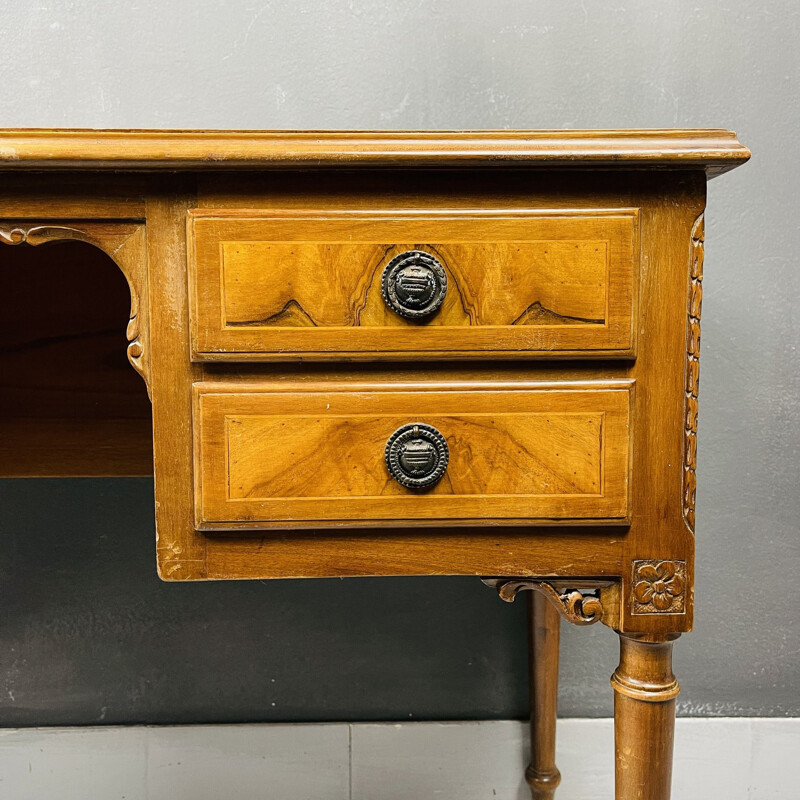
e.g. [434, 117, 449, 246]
[0, 477, 540, 725]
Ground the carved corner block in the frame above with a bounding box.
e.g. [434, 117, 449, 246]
[631, 560, 687, 615]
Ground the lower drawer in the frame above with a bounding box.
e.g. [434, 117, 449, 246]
[193, 380, 633, 529]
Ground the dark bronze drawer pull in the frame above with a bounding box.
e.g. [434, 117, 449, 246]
[381, 250, 447, 319]
[385, 423, 449, 489]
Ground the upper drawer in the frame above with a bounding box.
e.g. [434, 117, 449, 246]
[188, 209, 638, 360]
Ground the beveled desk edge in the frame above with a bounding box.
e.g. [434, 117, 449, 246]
[0, 128, 750, 174]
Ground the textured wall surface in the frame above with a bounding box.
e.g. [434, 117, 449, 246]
[0, 0, 797, 723]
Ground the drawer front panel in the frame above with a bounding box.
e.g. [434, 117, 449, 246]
[193, 381, 633, 529]
[189, 210, 638, 359]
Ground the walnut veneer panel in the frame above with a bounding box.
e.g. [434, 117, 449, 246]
[193, 380, 632, 529]
[189, 210, 637, 359]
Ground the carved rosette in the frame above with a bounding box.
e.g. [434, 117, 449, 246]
[0, 222, 150, 395]
[631, 560, 686, 615]
[481, 578, 603, 626]
[684, 214, 704, 532]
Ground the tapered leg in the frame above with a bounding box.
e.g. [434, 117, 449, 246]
[526, 591, 561, 799]
[612, 634, 680, 800]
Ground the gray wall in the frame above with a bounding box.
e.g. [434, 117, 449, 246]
[1, 1, 797, 723]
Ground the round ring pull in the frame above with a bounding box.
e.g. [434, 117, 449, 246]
[381, 250, 447, 320]
[385, 423, 449, 489]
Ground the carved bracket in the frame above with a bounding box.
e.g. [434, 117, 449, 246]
[1, 224, 87, 247]
[481, 577, 606, 626]
[684, 213, 704, 532]
[0, 221, 151, 397]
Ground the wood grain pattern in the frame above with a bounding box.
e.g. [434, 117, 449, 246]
[193, 380, 632, 528]
[168, 168, 705, 604]
[0, 129, 750, 800]
[145, 183, 208, 581]
[0, 172, 146, 218]
[612, 635, 680, 800]
[189, 210, 637, 359]
[527, 592, 562, 800]
[613, 172, 704, 640]
[0, 128, 750, 175]
[0, 140, 746, 634]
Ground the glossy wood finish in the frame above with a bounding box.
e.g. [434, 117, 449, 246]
[157, 167, 701, 638]
[527, 592, 561, 800]
[0, 129, 750, 800]
[146, 183, 205, 581]
[193, 380, 632, 529]
[0, 128, 750, 175]
[612, 635, 680, 800]
[0, 160, 722, 620]
[189, 210, 637, 359]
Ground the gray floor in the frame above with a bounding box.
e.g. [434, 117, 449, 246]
[1, 719, 796, 799]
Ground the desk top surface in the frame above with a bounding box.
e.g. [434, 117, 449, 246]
[0, 128, 749, 174]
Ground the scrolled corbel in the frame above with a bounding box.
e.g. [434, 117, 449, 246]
[481, 577, 605, 626]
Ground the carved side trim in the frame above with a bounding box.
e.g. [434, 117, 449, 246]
[684, 213, 704, 532]
[115, 226, 150, 395]
[481, 578, 604, 626]
[0, 221, 151, 396]
[631, 560, 686, 615]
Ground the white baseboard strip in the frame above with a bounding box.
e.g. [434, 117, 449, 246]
[0, 718, 796, 799]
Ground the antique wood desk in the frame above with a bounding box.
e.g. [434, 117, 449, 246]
[0, 129, 749, 799]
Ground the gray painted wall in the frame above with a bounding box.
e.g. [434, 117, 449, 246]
[0, 1, 797, 723]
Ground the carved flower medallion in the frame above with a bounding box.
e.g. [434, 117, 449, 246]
[631, 560, 686, 614]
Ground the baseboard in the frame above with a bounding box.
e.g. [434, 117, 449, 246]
[0, 718, 797, 799]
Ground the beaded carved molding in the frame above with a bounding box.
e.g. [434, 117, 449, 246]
[684, 214, 704, 532]
[631, 560, 687, 615]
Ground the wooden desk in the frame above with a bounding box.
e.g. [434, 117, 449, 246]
[0, 128, 749, 799]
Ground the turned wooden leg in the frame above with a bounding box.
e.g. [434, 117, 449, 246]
[526, 591, 561, 800]
[611, 634, 680, 800]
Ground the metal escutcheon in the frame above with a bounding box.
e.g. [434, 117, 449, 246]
[381, 250, 447, 319]
[385, 423, 449, 489]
